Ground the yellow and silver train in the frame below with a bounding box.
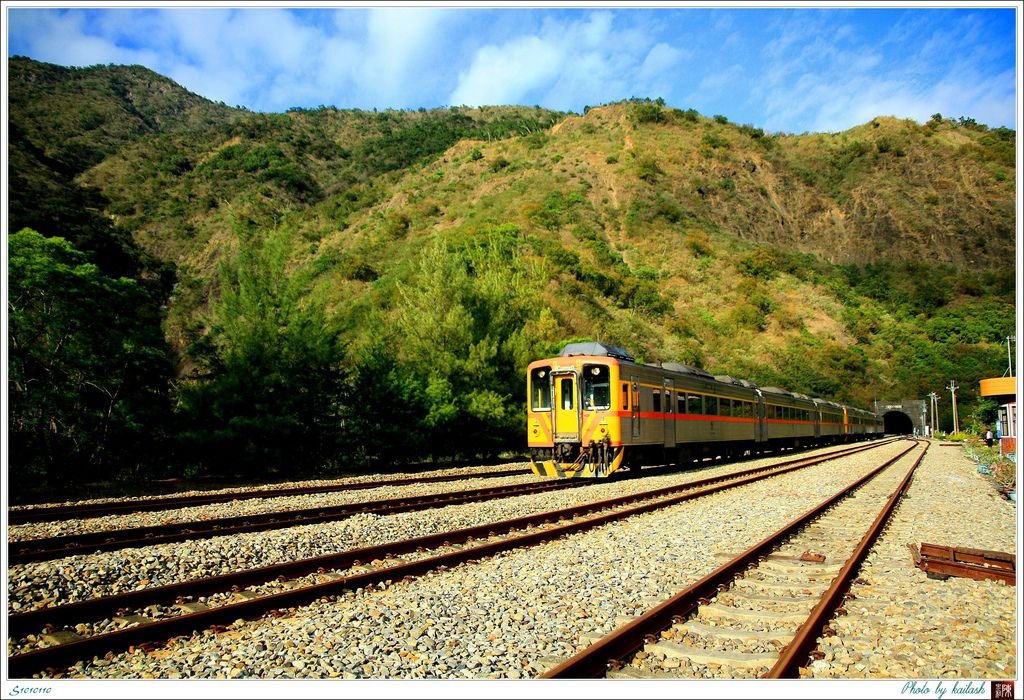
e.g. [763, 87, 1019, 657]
[526, 342, 882, 478]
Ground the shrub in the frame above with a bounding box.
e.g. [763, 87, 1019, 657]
[630, 103, 666, 125]
[702, 133, 729, 150]
[635, 155, 662, 182]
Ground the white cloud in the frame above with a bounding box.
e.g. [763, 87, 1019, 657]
[638, 43, 685, 82]
[751, 10, 1017, 133]
[359, 8, 450, 102]
[7, 7, 1015, 131]
[10, 10, 156, 68]
[449, 11, 679, 109]
[450, 35, 563, 107]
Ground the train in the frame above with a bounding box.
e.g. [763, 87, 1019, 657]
[526, 341, 883, 478]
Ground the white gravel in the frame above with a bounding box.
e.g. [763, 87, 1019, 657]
[22, 441, 919, 679]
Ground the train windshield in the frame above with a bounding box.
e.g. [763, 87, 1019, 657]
[530, 367, 552, 411]
[582, 364, 611, 410]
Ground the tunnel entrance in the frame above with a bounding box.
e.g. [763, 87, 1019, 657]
[883, 410, 914, 435]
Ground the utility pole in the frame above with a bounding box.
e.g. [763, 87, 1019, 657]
[947, 381, 959, 435]
[927, 392, 939, 437]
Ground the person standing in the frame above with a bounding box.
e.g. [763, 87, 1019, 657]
[985, 428, 995, 448]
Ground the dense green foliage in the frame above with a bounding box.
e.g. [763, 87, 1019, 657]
[8, 229, 173, 485]
[6, 58, 1017, 493]
[175, 227, 347, 476]
[342, 227, 550, 464]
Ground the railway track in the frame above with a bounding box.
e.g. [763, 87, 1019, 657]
[9, 442, 889, 564]
[540, 439, 926, 679]
[8, 468, 529, 525]
[7, 477, 593, 564]
[7, 438, 898, 678]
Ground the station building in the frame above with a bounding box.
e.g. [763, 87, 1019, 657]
[979, 376, 1017, 457]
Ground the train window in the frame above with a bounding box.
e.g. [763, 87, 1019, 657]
[706, 397, 718, 416]
[718, 398, 730, 417]
[582, 364, 611, 410]
[560, 378, 574, 410]
[688, 394, 702, 415]
[622, 383, 630, 410]
[530, 367, 552, 411]
[653, 391, 661, 413]
[678, 393, 687, 414]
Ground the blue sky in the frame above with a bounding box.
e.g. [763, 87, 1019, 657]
[4, 3, 1019, 134]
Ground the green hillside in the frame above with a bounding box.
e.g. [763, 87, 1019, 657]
[6, 58, 1016, 490]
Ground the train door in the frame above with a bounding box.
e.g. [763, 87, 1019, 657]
[663, 379, 675, 447]
[553, 372, 580, 442]
[755, 390, 767, 443]
[631, 377, 640, 438]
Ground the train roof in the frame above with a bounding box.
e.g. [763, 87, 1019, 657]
[714, 375, 759, 389]
[546, 342, 874, 414]
[663, 362, 716, 381]
[559, 341, 635, 362]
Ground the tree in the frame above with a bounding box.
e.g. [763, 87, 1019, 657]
[176, 226, 346, 476]
[8, 228, 172, 485]
[384, 228, 541, 459]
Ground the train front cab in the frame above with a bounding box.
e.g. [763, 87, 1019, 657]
[527, 352, 626, 478]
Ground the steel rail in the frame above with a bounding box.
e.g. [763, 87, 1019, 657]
[765, 441, 927, 677]
[8, 440, 882, 525]
[8, 469, 529, 525]
[7, 440, 898, 678]
[8, 440, 893, 565]
[540, 440, 921, 679]
[7, 440, 892, 640]
[7, 478, 591, 565]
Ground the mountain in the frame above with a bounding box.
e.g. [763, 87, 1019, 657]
[6, 57, 1016, 486]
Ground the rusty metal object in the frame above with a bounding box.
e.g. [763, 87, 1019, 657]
[800, 551, 826, 562]
[540, 441, 919, 679]
[765, 441, 928, 678]
[7, 469, 529, 525]
[7, 440, 899, 678]
[912, 542, 1015, 585]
